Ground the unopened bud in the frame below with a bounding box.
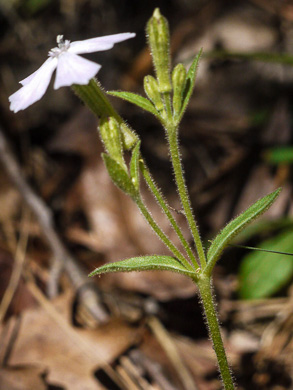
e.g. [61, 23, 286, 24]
[144, 75, 164, 111]
[172, 63, 187, 119]
[99, 117, 127, 171]
[120, 122, 138, 151]
[146, 8, 172, 93]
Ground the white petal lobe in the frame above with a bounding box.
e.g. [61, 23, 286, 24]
[69, 32, 135, 54]
[20, 57, 57, 86]
[9, 57, 58, 113]
[54, 52, 101, 89]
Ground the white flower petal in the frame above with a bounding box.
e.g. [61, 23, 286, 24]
[68, 32, 135, 54]
[54, 52, 101, 89]
[9, 57, 58, 113]
[20, 57, 57, 86]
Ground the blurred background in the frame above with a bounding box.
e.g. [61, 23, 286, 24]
[0, 0, 292, 389]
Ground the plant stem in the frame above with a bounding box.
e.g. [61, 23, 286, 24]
[166, 126, 206, 268]
[135, 197, 194, 271]
[197, 275, 235, 390]
[140, 160, 198, 268]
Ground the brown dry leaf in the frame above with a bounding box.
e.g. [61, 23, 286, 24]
[0, 249, 35, 317]
[0, 365, 47, 390]
[4, 291, 142, 390]
[0, 171, 21, 224]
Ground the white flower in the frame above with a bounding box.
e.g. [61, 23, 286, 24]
[9, 32, 135, 113]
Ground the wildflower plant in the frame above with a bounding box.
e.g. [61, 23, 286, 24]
[9, 9, 281, 390]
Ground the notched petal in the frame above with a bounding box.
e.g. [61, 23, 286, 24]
[54, 52, 101, 89]
[9, 57, 57, 113]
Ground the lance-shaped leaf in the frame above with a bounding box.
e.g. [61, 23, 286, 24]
[205, 188, 281, 276]
[130, 141, 141, 191]
[89, 255, 196, 277]
[108, 91, 161, 120]
[177, 50, 202, 123]
[102, 153, 138, 199]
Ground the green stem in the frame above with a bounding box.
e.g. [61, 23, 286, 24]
[140, 160, 198, 268]
[136, 197, 194, 271]
[167, 127, 206, 268]
[197, 275, 235, 390]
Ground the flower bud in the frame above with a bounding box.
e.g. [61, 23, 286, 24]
[120, 123, 138, 151]
[99, 116, 127, 171]
[172, 63, 187, 119]
[144, 75, 164, 111]
[146, 8, 172, 93]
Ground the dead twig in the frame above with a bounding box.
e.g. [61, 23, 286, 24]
[0, 207, 30, 324]
[148, 316, 198, 390]
[0, 126, 108, 324]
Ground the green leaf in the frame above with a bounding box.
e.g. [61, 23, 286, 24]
[239, 229, 293, 299]
[264, 147, 293, 165]
[205, 188, 281, 275]
[89, 255, 196, 277]
[130, 141, 141, 190]
[108, 91, 161, 119]
[177, 50, 202, 123]
[102, 153, 137, 198]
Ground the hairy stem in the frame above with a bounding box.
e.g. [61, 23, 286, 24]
[166, 127, 206, 268]
[140, 160, 198, 268]
[197, 275, 235, 390]
[135, 197, 193, 271]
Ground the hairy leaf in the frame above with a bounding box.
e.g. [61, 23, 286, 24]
[206, 188, 281, 275]
[89, 255, 196, 277]
[108, 91, 161, 119]
[177, 50, 202, 123]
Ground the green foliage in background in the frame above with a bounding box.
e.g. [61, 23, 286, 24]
[239, 228, 293, 299]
